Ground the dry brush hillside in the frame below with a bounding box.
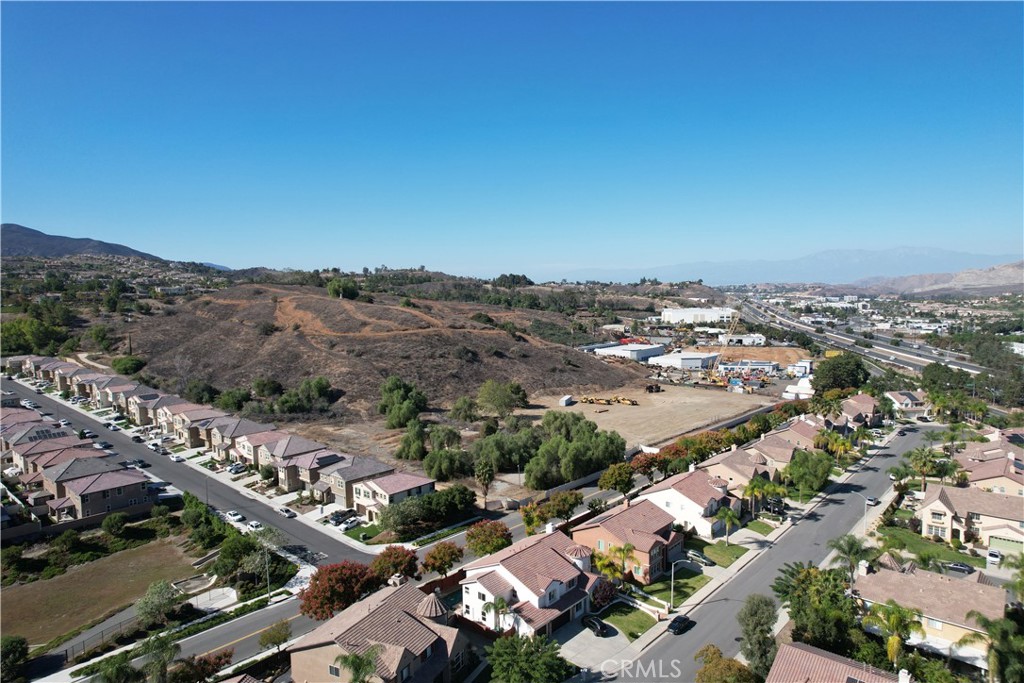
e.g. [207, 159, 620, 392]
[125, 284, 645, 418]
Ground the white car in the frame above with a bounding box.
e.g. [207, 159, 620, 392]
[246, 520, 264, 532]
[339, 517, 361, 532]
[168, 454, 186, 462]
[147, 442, 160, 451]
[58, 419, 72, 427]
[226, 511, 245, 522]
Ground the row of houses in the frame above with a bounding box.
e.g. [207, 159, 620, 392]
[3, 355, 435, 523]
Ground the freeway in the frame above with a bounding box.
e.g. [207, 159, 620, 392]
[616, 425, 943, 683]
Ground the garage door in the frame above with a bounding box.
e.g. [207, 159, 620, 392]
[989, 536, 1024, 555]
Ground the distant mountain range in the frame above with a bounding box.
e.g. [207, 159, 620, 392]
[1, 224, 163, 261]
[555, 247, 1019, 286]
[853, 260, 1023, 295]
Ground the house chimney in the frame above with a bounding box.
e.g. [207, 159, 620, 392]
[898, 669, 913, 683]
[858, 559, 870, 577]
[545, 521, 556, 534]
[688, 462, 696, 473]
[731, 444, 737, 452]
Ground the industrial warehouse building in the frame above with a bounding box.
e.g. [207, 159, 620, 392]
[718, 360, 779, 374]
[718, 333, 766, 346]
[660, 307, 737, 325]
[594, 343, 665, 362]
[648, 350, 720, 370]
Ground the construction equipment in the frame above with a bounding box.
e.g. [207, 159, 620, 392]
[645, 384, 662, 393]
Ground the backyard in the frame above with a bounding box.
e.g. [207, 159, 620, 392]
[685, 538, 749, 568]
[2, 538, 197, 647]
[597, 602, 656, 641]
[643, 568, 711, 608]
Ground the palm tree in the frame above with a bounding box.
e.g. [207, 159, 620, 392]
[1001, 553, 1024, 601]
[592, 550, 623, 585]
[828, 434, 854, 468]
[955, 611, 1024, 683]
[94, 655, 145, 683]
[933, 458, 962, 487]
[861, 599, 924, 668]
[716, 506, 740, 546]
[334, 644, 382, 683]
[828, 534, 869, 585]
[886, 462, 913, 483]
[908, 447, 936, 493]
[913, 550, 942, 572]
[482, 595, 511, 632]
[610, 542, 637, 580]
[140, 634, 180, 683]
[764, 480, 788, 503]
[850, 425, 871, 450]
[743, 476, 769, 515]
[813, 428, 834, 452]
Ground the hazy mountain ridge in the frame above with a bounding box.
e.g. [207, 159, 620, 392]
[1, 224, 162, 261]
[853, 261, 1023, 295]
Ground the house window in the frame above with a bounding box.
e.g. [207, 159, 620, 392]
[597, 540, 604, 550]
[102, 491, 110, 499]
[83, 494, 90, 503]
[422, 644, 433, 661]
[143, 496, 149, 503]
[401, 666, 410, 682]
[567, 577, 576, 589]
[84, 509, 91, 516]
[452, 651, 465, 671]
[548, 589, 556, 603]
[328, 665, 341, 677]
[116, 487, 123, 496]
[129, 499, 137, 505]
[931, 512, 945, 522]
[464, 586, 470, 593]
[105, 505, 111, 512]
[969, 512, 981, 522]
[927, 525, 946, 536]
[478, 592, 485, 601]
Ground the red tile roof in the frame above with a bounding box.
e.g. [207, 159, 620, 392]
[766, 642, 898, 683]
[572, 500, 674, 553]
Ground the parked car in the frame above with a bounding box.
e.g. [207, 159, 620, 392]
[93, 441, 114, 450]
[687, 549, 715, 567]
[130, 458, 149, 468]
[103, 422, 121, 431]
[228, 463, 248, 475]
[667, 615, 694, 635]
[896, 430, 906, 436]
[917, 416, 932, 423]
[169, 454, 186, 462]
[339, 517, 361, 532]
[246, 520, 264, 532]
[131, 435, 144, 443]
[987, 549, 1003, 565]
[278, 507, 297, 518]
[945, 562, 975, 574]
[158, 447, 171, 456]
[865, 496, 880, 506]
[582, 616, 609, 637]
[58, 419, 72, 427]
[81, 429, 98, 439]
[226, 511, 245, 522]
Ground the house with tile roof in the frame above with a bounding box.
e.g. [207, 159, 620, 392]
[839, 393, 881, 429]
[235, 429, 290, 466]
[289, 582, 468, 683]
[173, 407, 229, 447]
[11, 435, 95, 472]
[39, 457, 152, 523]
[633, 468, 741, 538]
[127, 392, 182, 427]
[698, 445, 779, 498]
[1, 424, 73, 452]
[954, 439, 1024, 496]
[275, 449, 345, 493]
[353, 473, 435, 522]
[853, 565, 1006, 670]
[884, 390, 931, 419]
[156, 401, 206, 436]
[203, 417, 277, 462]
[256, 434, 325, 468]
[460, 529, 600, 637]
[315, 456, 395, 508]
[915, 485, 1023, 556]
[571, 500, 683, 584]
[766, 642, 904, 683]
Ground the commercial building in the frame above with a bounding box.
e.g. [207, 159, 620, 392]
[660, 307, 737, 325]
[593, 344, 665, 362]
[647, 351, 719, 370]
[718, 333, 766, 346]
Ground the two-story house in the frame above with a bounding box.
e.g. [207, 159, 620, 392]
[954, 439, 1024, 496]
[256, 434, 324, 468]
[313, 455, 394, 508]
[884, 390, 931, 419]
[173, 407, 228, 447]
[156, 401, 205, 436]
[634, 468, 741, 538]
[353, 473, 435, 522]
[203, 417, 277, 462]
[571, 500, 683, 584]
[275, 449, 344, 493]
[289, 582, 467, 683]
[838, 393, 881, 429]
[916, 485, 1024, 556]
[127, 393, 181, 427]
[10, 435, 94, 473]
[853, 566, 1005, 671]
[235, 430, 290, 467]
[766, 642, 904, 683]
[40, 457, 152, 523]
[698, 445, 779, 499]
[460, 530, 600, 637]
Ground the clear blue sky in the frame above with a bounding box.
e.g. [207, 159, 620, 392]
[2, 2, 1021, 280]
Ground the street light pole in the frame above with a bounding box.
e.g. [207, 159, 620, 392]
[669, 558, 690, 613]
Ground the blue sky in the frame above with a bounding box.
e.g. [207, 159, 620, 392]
[2, 2, 1021, 280]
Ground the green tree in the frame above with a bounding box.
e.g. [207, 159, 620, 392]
[253, 377, 283, 398]
[102, 511, 130, 538]
[378, 376, 428, 428]
[429, 425, 461, 451]
[259, 619, 292, 653]
[0, 635, 29, 683]
[327, 277, 359, 300]
[955, 611, 1024, 683]
[861, 599, 924, 667]
[483, 595, 512, 631]
[423, 448, 470, 481]
[216, 387, 252, 411]
[598, 463, 635, 498]
[828, 534, 869, 585]
[907, 446, 937, 493]
[543, 490, 583, 523]
[811, 354, 869, 394]
[592, 550, 623, 585]
[334, 644, 381, 683]
[111, 356, 147, 375]
[610, 542, 637, 577]
[477, 380, 529, 418]
[450, 396, 479, 422]
[420, 541, 463, 578]
[693, 644, 756, 683]
[475, 456, 495, 506]
[716, 506, 740, 545]
[737, 594, 779, 681]
[466, 520, 512, 556]
[486, 634, 571, 683]
[395, 420, 427, 460]
[135, 579, 180, 627]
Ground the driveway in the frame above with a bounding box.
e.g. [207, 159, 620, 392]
[553, 619, 631, 671]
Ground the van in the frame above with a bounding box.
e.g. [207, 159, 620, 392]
[987, 549, 1003, 565]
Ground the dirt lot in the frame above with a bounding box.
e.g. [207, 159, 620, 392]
[683, 345, 807, 365]
[518, 381, 775, 448]
[4, 538, 196, 646]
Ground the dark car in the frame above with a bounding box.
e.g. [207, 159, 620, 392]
[667, 615, 694, 635]
[945, 562, 975, 574]
[582, 616, 608, 637]
[687, 549, 716, 567]
[131, 435, 145, 443]
[897, 430, 906, 436]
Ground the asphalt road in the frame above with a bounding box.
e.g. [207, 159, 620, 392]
[615, 426, 943, 683]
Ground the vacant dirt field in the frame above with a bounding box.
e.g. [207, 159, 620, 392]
[683, 345, 807, 365]
[519, 381, 775, 448]
[4, 538, 196, 646]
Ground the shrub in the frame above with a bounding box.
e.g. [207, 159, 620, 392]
[931, 535, 944, 544]
[950, 538, 963, 550]
[111, 356, 147, 375]
[260, 465, 276, 481]
[591, 579, 616, 610]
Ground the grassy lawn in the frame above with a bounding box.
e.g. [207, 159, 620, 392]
[877, 526, 984, 568]
[171, 445, 188, 453]
[345, 522, 382, 541]
[644, 569, 711, 608]
[685, 538, 749, 568]
[894, 508, 914, 521]
[597, 602, 656, 641]
[2, 538, 196, 647]
[746, 520, 774, 536]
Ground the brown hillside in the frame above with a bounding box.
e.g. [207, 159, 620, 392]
[125, 284, 644, 417]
